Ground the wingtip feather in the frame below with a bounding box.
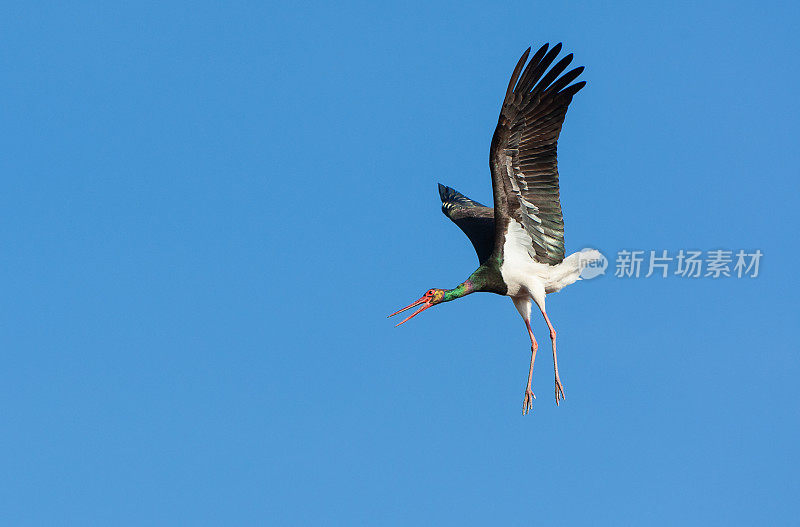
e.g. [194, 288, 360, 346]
[505, 47, 532, 103]
[438, 183, 451, 202]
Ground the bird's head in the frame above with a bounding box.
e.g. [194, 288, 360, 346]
[388, 288, 446, 327]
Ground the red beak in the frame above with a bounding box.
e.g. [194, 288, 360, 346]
[388, 295, 433, 327]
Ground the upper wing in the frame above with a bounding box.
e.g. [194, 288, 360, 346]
[438, 183, 495, 264]
[489, 43, 586, 265]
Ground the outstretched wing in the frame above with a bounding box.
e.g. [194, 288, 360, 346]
[489, 43, 586, 265]
[438, 183, 495, 264]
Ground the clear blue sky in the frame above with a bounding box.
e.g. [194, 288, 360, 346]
[2, 1, 798, 525]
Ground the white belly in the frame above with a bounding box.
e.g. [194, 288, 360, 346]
[499, 219, 593, 305]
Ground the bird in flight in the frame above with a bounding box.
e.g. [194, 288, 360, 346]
[389, 43, 601, 415]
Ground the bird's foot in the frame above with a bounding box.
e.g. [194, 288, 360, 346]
[522, 388, 536, 415]
[554, 375, 565, 406]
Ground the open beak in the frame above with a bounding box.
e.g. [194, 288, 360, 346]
[387, 295, 433, 327]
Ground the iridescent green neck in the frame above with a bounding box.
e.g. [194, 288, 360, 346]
[442, 266, 493, 302]
[442, 260, 506, 302]
[443, 280, 475, 302]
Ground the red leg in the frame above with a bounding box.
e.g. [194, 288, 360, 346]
[541, 311, 565, 405]
[522, 318, 538, 415]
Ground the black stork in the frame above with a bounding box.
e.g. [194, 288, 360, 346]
[389, 43, 601, 415]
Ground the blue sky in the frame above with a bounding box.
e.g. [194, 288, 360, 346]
[2, 1, 799, 525]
